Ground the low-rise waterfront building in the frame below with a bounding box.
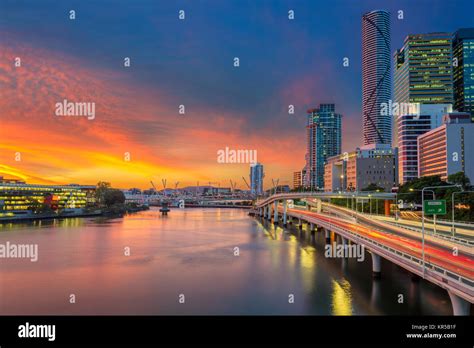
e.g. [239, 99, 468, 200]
[0, 177, 96, 218]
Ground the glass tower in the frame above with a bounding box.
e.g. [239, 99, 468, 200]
[453, 28, 474, 121]
[306, 104, 342, 189]
[362, 10, 391, 146]
[394, 32, 453, 105]
[249, 163, 264, 195]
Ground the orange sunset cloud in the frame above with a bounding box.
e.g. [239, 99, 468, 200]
[0, 39, 305, 189]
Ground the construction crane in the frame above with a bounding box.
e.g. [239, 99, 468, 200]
[229, 179, 237, 198]
[161, 179, 167, 196]
[150, 181, 158, 193]
[242, 176, 250, 190]
[174, 181, 180, 197]
[271, 178, 280, 195]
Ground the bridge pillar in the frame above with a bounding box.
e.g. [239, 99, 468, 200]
[283, 200, 288, 227]
[384, 200, 391, 216]
[299, 219, 303, 230]
[324, 228, 330, 244]
[265, 205, 270, 220]
[342, 237, 349, 255]
[273, 200, 278, 224]
[310, 223, 315, 235]
[371, 253, 381, 278]
[447, 291, 471, 316]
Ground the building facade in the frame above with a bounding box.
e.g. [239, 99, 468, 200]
[362, 10, 392, 145]
[293, 170, 303, 189]
[397, 104, 452, 184]
[306, 104, 342, 189]
[418, 113, 474, 181]
[249, 163, 264, 195]
[0, 178, 96, 218]
[453, 28, 474, 120]
[324, 144, 398, 192]
[394, 32, 453, 106]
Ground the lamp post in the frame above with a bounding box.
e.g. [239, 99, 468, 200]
[394, 191, 416, 220]
[368, 194, 372, 215]
[452, 190, 472, 236]
[421, 185, 461, 278]
[412, 188, 436, 233]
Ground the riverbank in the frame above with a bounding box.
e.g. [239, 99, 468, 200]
[0, 203, 149, 223]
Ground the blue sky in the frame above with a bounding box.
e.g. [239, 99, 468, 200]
[0, 0, 473, 186]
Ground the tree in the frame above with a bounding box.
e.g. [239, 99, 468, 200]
[95, 181, 111, 206]
[398, 175, 445, 204]
[447, 171, 471, 190]
[361, 183, 385, 192]
[103, 189, 125, 207]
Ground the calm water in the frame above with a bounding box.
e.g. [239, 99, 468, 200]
[0, 208, 453, 315]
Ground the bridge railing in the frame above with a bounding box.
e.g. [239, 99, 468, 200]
[255, 192, 396, 208]
[283, 210, 474, 299]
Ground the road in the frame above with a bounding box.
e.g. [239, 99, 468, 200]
[284, 207, 474, 281]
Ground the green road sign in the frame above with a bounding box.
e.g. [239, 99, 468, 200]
[424, 200, 447, 215]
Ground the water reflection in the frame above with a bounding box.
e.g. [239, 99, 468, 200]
[331, 279, 353, 315]
[0, 208, 453, 315]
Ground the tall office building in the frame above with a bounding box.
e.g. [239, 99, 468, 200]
[306, 104, 342, 189]
[362, 10, 391, 145]
[418, 113, 474, 181]
[397, 104, 452, 184]
[453, 28, 474, 120]
[394, 32, 453, 106]
[249, 163, 264, 195]
[394, 33, 455, 183]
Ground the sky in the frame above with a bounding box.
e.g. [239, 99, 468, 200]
[0, 0, 473, 189]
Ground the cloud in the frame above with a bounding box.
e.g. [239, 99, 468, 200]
[0, 39, 306, 188]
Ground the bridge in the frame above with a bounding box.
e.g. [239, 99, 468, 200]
[253, 192, 474, 315]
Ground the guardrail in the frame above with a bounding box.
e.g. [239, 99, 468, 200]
[285, 211, 473, 300]
[255, 192, 396, 208]
[321, 203, 474, 247]
[383, 221, 473, 247]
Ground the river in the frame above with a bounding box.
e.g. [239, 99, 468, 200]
[0, 208, 453, 315]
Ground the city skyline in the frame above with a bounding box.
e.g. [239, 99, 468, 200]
[1, 0, 473, 189]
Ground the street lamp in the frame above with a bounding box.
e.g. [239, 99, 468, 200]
[368, 194, 372, 215]
[421, 184, 461, 278]
[452, 190, 472, 236]
[394, 191, 418, 220]
[401, 188, 435, 224]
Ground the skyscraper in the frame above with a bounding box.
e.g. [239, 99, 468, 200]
[249, 163, 264, 195]
[306, 104, 342, 189]
[362, 10, 391, 146]
[453, 28, 474, 120]
[394, 32, 453, 106]
[394, 33, 455, 183]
